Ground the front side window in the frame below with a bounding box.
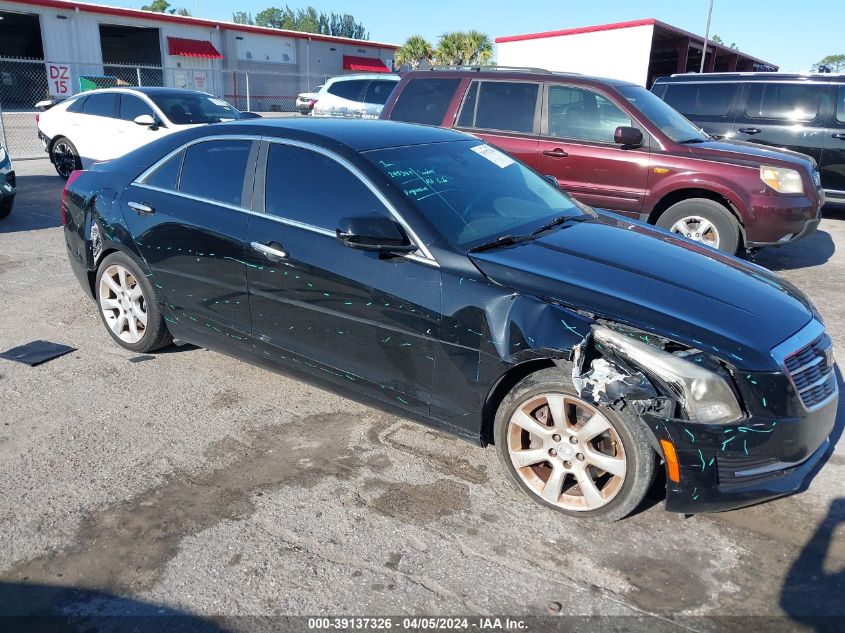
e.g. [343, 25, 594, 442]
[264, 143, 386, 230]
[179, 140, 252, 206]
[327, 80, 367, 101]
[119, 94, 156, 122]
[745, 83, 828, 122]
[82, 93, 118, 118]
[459, 81, 539, 134]
[365, 140, 583, 249]
[662, 82, 739, 117]
[148, 93, 239, 125]
[391, 78, 462, 126]
[547, 85, 632, 143]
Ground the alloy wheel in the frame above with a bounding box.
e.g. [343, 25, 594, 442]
[506, 393, 626, 511]
[99, 264, 147, 344]
[669, 215, 720, 248]
[52, 141, 77, 178]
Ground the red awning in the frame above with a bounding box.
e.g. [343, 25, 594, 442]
[167, 37, 223, 59]
[342, 55, 391, 73]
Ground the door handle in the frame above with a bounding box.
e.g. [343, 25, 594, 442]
[832, 133, 845, 140]
[542, 148, 568, 158]
[250, 241, 287, 260]
[127, 201, 154, 215]
[738, 127, 761, 135]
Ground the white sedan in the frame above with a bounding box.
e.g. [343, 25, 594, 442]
[37, 87, 251, 178]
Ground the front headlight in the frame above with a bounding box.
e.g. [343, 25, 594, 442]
[760, 165, 804, 194]
[593, 326, 743, 424]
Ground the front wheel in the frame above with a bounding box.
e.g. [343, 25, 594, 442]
[655, 198, 741, 254]
[494, 368, 655, 521]
[50, 137, 81, 179]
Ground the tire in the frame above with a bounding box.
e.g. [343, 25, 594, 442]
[494, 367, 655, 522]
[0, 197, 11, 219]
[655, 198, 741, 254]
[95, 251, 172, 353]
[50, 136, 82, 180]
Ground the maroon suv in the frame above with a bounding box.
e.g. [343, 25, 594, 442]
[381, 69, 824, 254]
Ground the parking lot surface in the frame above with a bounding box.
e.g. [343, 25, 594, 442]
[0, 160, 843, 628]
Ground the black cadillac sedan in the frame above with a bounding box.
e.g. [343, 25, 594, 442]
[62, 119, 837, 521]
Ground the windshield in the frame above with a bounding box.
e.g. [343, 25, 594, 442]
[365, 141, 585, 249]
[149, 93, 240, 125]
[618, 86, 708, 143]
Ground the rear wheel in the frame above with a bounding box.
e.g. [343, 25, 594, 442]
[656, 198, 741, 254]
[50, 137, 81, 179]
[95, 252, 172, 353]
[494, 368, 655, 521]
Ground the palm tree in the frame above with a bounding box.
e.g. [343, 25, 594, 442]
[436, 32, 465, 66]
[462, 30, 493, 65]
[395, 36, 434, 70]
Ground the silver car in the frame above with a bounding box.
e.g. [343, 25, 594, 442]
[311, 74, 399, 119]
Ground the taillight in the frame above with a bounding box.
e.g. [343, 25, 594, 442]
[308, 99, 318, 109]
[62, 170, 85, 226]
[35, 113, 40, 124]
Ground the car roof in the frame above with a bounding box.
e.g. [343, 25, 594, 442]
[327, 74, 400, 83]
[69, 87, 217, 97]
[404, 68, 640, 88]
[654, 72, 845, 83]
[215, 118, 471, 152]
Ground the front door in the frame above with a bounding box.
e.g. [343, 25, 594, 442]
[536, 83, 650, 216]
[246, 140, 440, 414]
[115, 93, 166, 156]
[121, 137, 257, 344]
[821, 84, 845, 198]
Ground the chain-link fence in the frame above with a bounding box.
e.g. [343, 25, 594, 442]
[0, 57, 331, 160]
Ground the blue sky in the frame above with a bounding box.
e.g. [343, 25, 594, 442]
[127, 0, 840, 71]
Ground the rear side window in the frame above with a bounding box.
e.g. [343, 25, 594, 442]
[662, 82, 739, 116]
[264, 143, 385, 230]
[327, 80, 367, 101]
[143, 151, 183, 191]
[179, 140, 252, 206]
[836, 86, 845, 124]
[460, 81, 539, 134]
[82, 93, 118, 118]
[390, 78, 461, 126]
[363, 80, 397, 105]
[745, 83, 828, 122]
[546, 85, 630, 142]
[66, 96, 88, 113]
[119, 94, 156, 122]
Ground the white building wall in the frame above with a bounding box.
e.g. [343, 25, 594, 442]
[497, 24, 655, 86]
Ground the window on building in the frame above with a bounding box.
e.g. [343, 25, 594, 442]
[390, 78, 462, 126]
[546, 85, 631, 143]
[179, 140, 252, 206]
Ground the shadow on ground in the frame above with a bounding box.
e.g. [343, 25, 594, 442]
[0, 173, 64, 234]
[0, 581, 230, 632]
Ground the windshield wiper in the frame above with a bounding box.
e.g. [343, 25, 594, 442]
[468, 234, 529, 253]
[530, 213, 591, 236]
[678, 138, 707, 144]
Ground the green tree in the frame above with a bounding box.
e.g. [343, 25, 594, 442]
[394, 36, 434, 70]
[141, 0, 171, 11]
[436, 32, 464, 65]
[253, 5, 368, 39]
[813, 53, 845, 72]
[435, 31, 493, 66]
[232, 11, 254, 25]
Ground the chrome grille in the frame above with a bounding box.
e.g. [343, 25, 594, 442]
[784, 333, 835, 409]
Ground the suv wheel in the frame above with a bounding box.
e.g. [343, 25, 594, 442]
[656, 198, 740, 254]
[50, 137, 81, 180]
[494, 368, 655, 521]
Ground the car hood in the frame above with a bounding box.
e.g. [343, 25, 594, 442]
[469, 215, 813, 371]
[685, 138, 816, 169]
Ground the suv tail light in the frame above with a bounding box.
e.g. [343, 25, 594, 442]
[62, 170, 85, 226]
[308, 99, 318, 109]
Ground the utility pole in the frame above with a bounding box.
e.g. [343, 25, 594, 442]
[700, 0, 714, 74]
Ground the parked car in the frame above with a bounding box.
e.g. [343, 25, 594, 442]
[296, 85, 323, 115]
[0, 143, 15, 219]
[380, 68, 825, 254]
[652, 72, 845, 204]
[37, 87, 254, 178]
[62, 118, 836, 521]
[311, 74, 399, 119]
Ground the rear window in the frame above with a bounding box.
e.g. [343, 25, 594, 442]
[390, 78, 461, 126]
[82, 93, 118, 118]
[662, 82, 739, 116]
[327, 79, 367, 101]
[458, 80, 539, 134]
[745, 83, 828, 122]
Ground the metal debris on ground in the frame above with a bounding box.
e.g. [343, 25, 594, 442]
[0, 340, 77, 366]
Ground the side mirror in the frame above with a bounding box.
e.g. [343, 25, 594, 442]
[544, 175, 561, 189]
[614, 126, 643, 147]
[134, 114, 156, 128]
[336, 213, 418, 253]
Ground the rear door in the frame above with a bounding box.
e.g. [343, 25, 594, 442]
[245, 140, 440, 415]
[657, 80, 741, 139]
[820, 83, 845, 197]
[453, 79, 541, 168]
[122, 137, 257, 344]
[535, 82, 650, 215]
[731, 80, 831, 165]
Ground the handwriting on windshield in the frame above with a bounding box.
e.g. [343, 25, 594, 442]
[379, 162, 456, 201]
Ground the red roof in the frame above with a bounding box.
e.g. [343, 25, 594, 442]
[9, 0, 399, 49]
[343, 55, 391, 73]
[167, 37, 223, 59]
[496, 18, 657, 43]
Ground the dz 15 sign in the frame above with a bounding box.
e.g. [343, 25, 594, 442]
[46, 63, 72, 97]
